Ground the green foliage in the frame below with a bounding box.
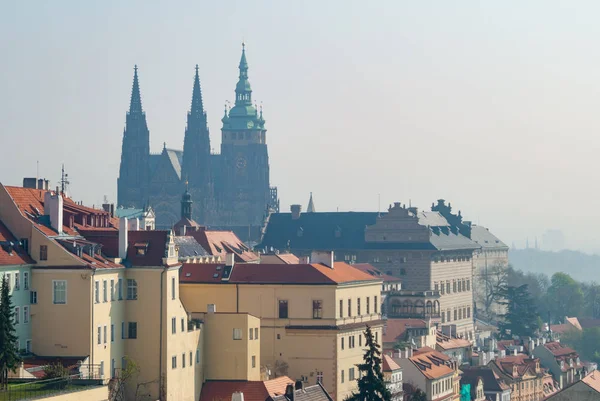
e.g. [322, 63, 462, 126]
[410, 389, 426, 401]
[42, 363, 70, 380]
[561, 327, 600, 365]
[547, 272, 584, 321]
[498, 284, 539, 338]
[0, 274, 21, 390]
[345, 325, 391, 401]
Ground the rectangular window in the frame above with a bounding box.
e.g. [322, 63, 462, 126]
[467, 307, 471, 318]
[196, 349, 200, 363]
[349, 368, 355, 381]
[128, 322, 137, 339]
[312, 300, 323, 319]
[118, 279, 123, 300]
[181, 318, 185, 332]
[127, 279, 137, 300]
[121, 322, 125, 339]
[103, 325, 107, 344]
[359, 334, 362, 347]
[357, 298, 361, 315]
[341, 369, 345, 383]
[447, 310, 451, 322]
[440, 283, 445, 294]
[374, 296, 378, 313]
[40, 245, 48, 261]
[366, 297, 370, 314]
[190, 352, 192, 367]
[26, 340, 31, 353]
[375, 331, 378, 343]
[97, 326, 102, 345]
[23, 306, 29, 323]
[172, 356, 177, 369]
[446, 281, 450, 293]
[111, 324, 115, 342]
[341, 337, 345, 350]
[233, 328, 242, 340]
[103, 280, 107, 302]
[348, 299, 352, 317]
[111, 359, 115, 379]
[14, 307, 19, 324]
[100, 361, 104, 377]
[339, 299, 343, 318]
[278, 300, 288, 318]
[467, 280, 471, 291]
[14, 273, 20, 290]
[441, 312, 446, 323]
[110, 279, 115, 301]
[454, 309, 458, 321]
[172, 317, 176, 334]
[458, 280, 462, 292]
[23, 272, 29, 290]
[172, 277, 176, 300]
[252, 355, 256, 368]
[122, 357, 127, 371]
[53, 280, 67, 304]
[249, 328, 254, 340]
[94, 281, 100, 304]
[182, 353, 186, 368]
[453, 280, 457, 292]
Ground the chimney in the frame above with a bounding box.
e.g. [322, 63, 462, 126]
[311, 250, 334, 268]
[207, 304, 216, 313]
[102, 204, 110, 213]
[226, 253, 235, 268]
[231, 392, 244, 401]
[299, 256, 310, 264]
[44, 191, 63, 235]
[294, 380, 304, 391]
[290, 204, 302, 220]
[110, 204, 115, 218]
[23, 178, 37, 189]
[128, 218, 140, 231]
[407, 206, 418, 215]
[119, 217, 128, 259]
[285, 384, 295, 401]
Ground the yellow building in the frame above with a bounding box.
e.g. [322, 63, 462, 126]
[0, 184, 203, 401]
[179, 251, 383, 401]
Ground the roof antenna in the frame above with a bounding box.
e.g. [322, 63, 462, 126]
[60, 164, 70, 195]
[36, 160, 39, 179]
[378, 194, 381, 217]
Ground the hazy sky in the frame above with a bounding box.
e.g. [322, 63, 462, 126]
[2, 1, 600, 252]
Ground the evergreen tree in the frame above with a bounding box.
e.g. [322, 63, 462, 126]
[410, 389, 426, 401]
[346, 325, 391, 401]
[498, 284, 539, 339]
[0, 274, 20, 390]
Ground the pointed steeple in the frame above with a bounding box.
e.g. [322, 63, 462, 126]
[129, 65, 143, 114]
[307, 192, 316, 213]
[235, 42, 252, 106]
[181, 181, 193, 220]
[190, 64, 204, 116]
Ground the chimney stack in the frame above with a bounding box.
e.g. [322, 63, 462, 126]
[290, 204, 302, 220]
[44, 191, 63, 235]
[231, 392, 244, 401]
[226, 253, 235, 268]
[119, 217, 128, 259]
[310, 250, 334, 268]
[285, 384, 295, 401]
[294, 380, 304, 391]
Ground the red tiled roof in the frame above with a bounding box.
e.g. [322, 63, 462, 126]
[436, 331, 472, 350]
[493, 354, 540, 378]
[408, 347, 454, 380]
[0, 221, 34, 266]
[200, 376, 294, 401]
[544, 342, 578, 357]
[353, 263, 402, 282]
[180, 262, 382, 285]
[382, 319, 427, 344]
[383, 354, 401, 372]
[189, 230, 258, 263]
[582, 372, 600, 393]
[550, 323, 575, 334]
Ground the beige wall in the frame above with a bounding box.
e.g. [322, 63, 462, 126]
[202, 313, 260, 381]
[36, 385, 109, 401]
[546, 380, 600, 401]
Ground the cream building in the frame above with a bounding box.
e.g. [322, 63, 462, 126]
[179, 251, 383, 401]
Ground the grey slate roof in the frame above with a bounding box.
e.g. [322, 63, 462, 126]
[259, 211, 479, 252]
[173, 236, 209, 257]
[271, 384, 333, 401]
[115, 208, 145, 219]
[470, 225, 508, 250]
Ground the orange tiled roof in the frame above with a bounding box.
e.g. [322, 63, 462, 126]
[493, 354, 540, 379]
[200, 376, 294, 401]
[190, 230, 259, 263]
[181, 261, 382, 285]
[582, 372, 600, 393]
[0, 221, 34, 266]
[383, 354, 401, 372]
[382, 318, 427, 344]
[436, 331, 472, 350]
[408, 347, 454, 380]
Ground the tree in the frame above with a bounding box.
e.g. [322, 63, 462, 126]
[477, 262, 509, 320]
[410, 389, 426, 401]
[0, 274, 20, 390]
[498, 284, 539, 338]
[109, 356, 157, 401]
[546, 272, 584, 321]
[346, 325, 391, 401]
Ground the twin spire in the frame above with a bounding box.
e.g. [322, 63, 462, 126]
[129, 65, 143, 114]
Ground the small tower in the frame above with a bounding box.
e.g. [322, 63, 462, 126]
[181, 182, 193, 221]
[307, 192, 316, 213]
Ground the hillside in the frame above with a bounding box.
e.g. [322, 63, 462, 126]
[509, 249, 600, 282]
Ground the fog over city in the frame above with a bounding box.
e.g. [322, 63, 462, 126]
[2, 1, 600, 252]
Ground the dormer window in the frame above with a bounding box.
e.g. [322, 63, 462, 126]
[134, 242, 149, 256]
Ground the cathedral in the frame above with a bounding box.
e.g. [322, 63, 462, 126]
[117, 45, 279, 240]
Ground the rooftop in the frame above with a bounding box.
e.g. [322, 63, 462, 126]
[382, 354, 402, 372]
[382, 319, 427, 344]
[0, 221, 34, 266]
[353, 263, 402, 282]
[470, 225, 509, 250]
[406, 347, 454, 380]
[200, 376, 294, 401]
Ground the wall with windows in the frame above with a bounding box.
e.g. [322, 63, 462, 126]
[202, 312, 260, 381]
[1, 266, 32, 353]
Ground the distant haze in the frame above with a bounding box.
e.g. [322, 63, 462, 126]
[2, 1, 600, 252]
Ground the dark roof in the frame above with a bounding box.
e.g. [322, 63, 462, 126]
[470, 225, 509, 250]
[461, 367, 507, 392]
[271, 383, 333, 401]
[126, 231, 170, 266]
[200, 377, 294, 401]
[173, 236, 209, 257]
[180, 262, 381, 285]
[259, 211, 478, 252]
[353, 263, 402, 282]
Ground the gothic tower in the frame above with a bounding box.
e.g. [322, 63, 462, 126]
[182, 65, 211, 221]
[219, 44, 271, 227]
[118, 65, 150, 208]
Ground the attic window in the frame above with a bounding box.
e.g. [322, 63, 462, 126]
[213, 273, 219, 278]
[185, 273, 191, 277]
[134, 242, 149, 256]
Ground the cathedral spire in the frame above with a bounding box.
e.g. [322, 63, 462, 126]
[235, 42, 252, 106]
[190, 64, 205, 116]
[307, 192, 316, 213]
[129, 65, 143, 114]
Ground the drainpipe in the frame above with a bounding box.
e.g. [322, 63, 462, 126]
[159, 267, 166, 395]
[236, 284, 239, 313]
[90, 268, 96, 379]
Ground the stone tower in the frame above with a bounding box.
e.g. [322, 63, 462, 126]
[118, 66, 150, 208]
[182, 65, 211, 222]
[219, 44, 271, 226]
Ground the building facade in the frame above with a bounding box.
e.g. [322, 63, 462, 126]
[117, 45, 278, 238]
